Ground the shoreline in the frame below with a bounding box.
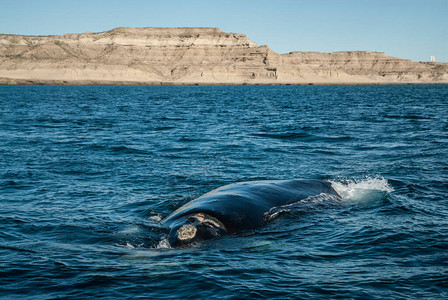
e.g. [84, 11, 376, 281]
[1, 78, 447, 86]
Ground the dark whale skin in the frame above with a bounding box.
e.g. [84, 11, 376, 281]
[162, 179, 340, 234]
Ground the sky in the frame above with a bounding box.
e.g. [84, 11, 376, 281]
[0, 0, 447, 62]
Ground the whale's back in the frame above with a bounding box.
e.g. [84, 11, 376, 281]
[162, 180, 340, 233]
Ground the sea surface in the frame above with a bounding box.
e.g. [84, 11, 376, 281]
[0, 85, 447, 299]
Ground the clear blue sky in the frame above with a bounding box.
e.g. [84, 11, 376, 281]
[1, 0, 447, 62]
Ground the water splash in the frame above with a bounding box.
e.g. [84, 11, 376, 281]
[149, 214, 162, 223]
[330, 176, 394, 204]
[156, 236, 171, 249]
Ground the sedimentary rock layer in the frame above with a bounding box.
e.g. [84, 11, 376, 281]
[1, 27, 447, 85]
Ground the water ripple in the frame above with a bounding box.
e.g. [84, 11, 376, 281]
[1, 85, 447, 299]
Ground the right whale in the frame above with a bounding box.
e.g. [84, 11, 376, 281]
[162, 179, 341, 247]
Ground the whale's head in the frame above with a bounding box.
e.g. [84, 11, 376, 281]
[167, 213, 227, 247]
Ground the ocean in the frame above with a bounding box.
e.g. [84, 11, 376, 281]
[1, 85, 447, 299]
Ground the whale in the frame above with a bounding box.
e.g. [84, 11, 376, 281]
[162, 179, 341, 247]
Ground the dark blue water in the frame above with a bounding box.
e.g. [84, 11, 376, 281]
[1, 85, 447, 299]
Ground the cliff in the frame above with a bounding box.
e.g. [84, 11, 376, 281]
[1, 27, 447, 85]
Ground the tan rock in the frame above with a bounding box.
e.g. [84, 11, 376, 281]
[0, 27, 447, 85]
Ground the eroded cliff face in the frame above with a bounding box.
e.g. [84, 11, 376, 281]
[0, 27, 447, 85]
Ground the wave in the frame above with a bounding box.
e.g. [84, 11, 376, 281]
[251, 132, 313, 140]
[383, 114, 433, 120]
[110, 145, 152, 155]
[252, 131, 352, 142]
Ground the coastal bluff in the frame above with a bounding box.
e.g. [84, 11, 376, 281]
[1, 27, 447, 85]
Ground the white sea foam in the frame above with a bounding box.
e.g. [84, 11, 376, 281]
[156, 236, 171, 249]
[330, 176, 394, 204]
[149, 214, 162, 222]
[125, 242, 136, 249]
